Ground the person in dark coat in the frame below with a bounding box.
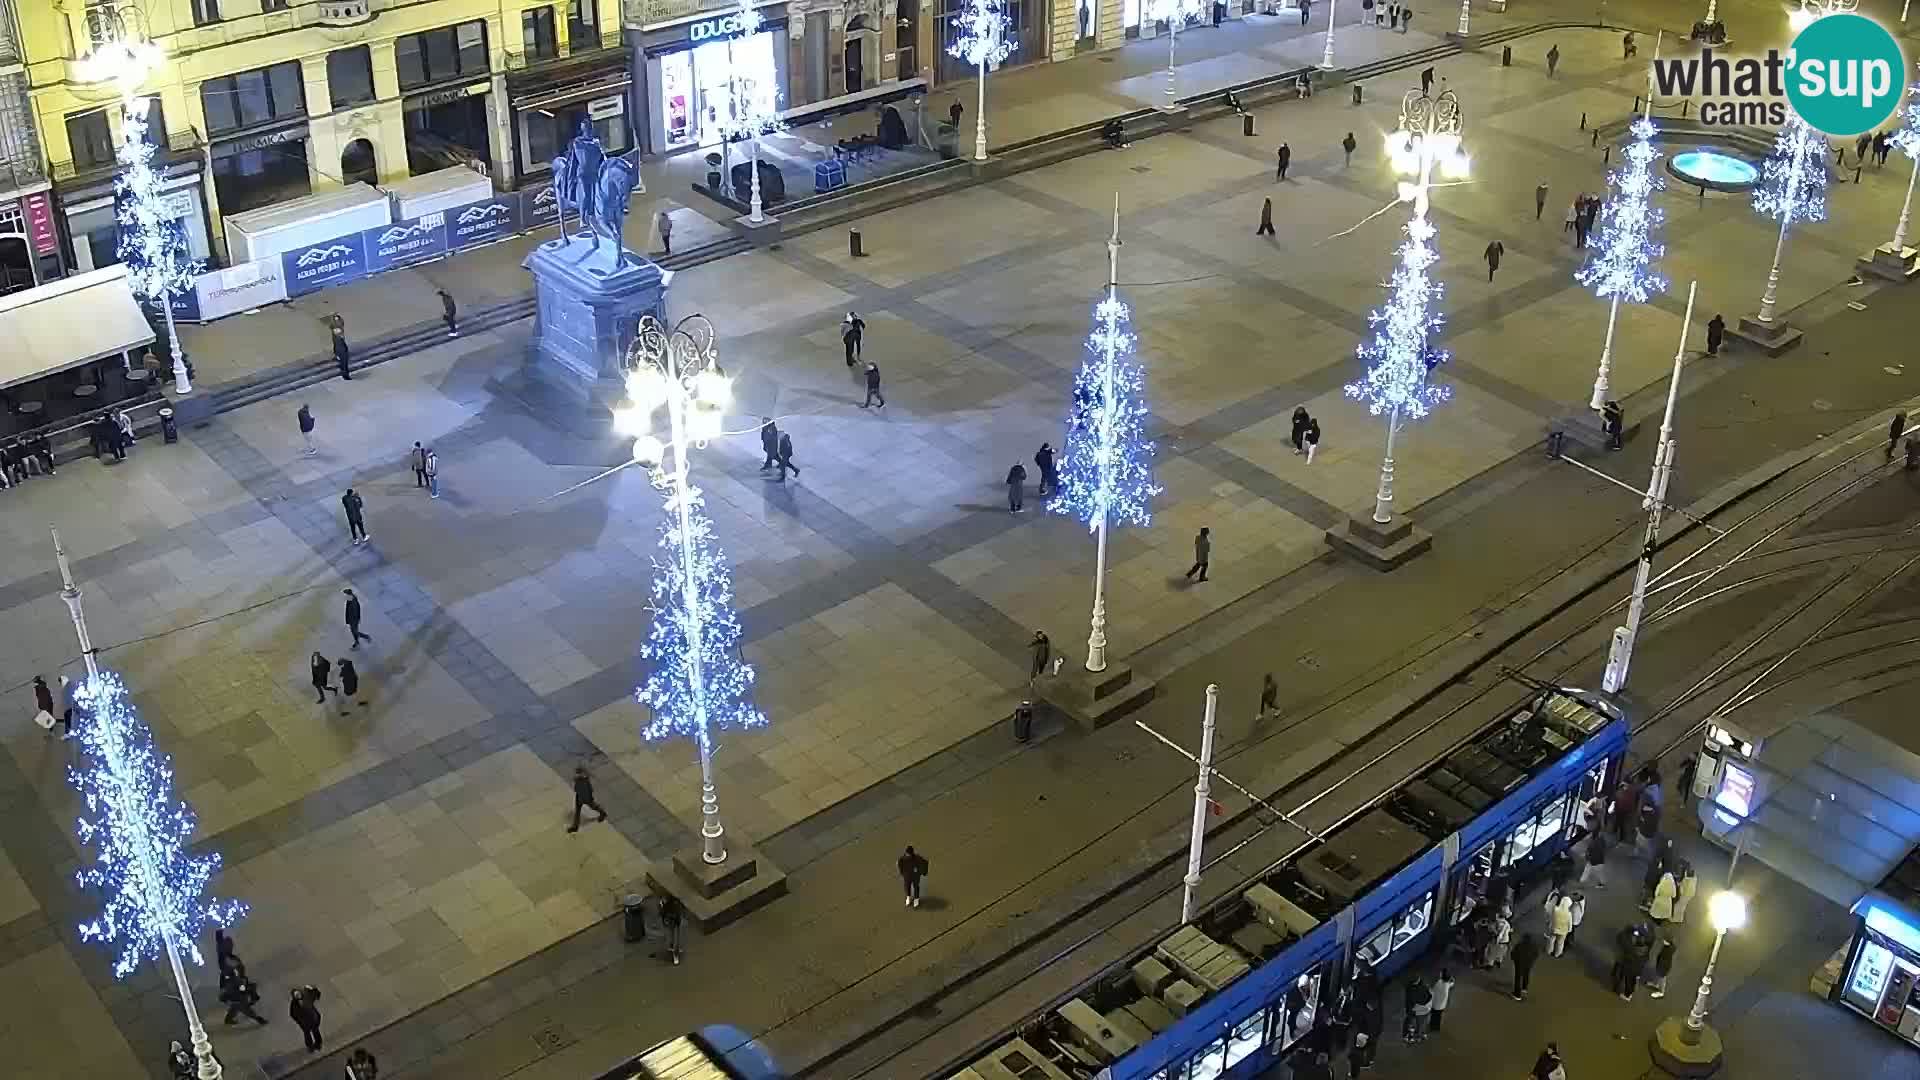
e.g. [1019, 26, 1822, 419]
[220, 964, 268, 1025]
[289, 986, 323, 1051]
[310, 653, 335, 704]
[1531, 1043, 1564, 1080]
[438, 289, 458, 336]
[1420, 66, 1435, 94]
[1029, 630, 1051, 680]
[1603, 401, 1624, 451]
[1612, 923, 1646, 999]
[343, 588, 370, 648]
[1484, 240, 1504, 281]
[1257, 197, 1276, 236]
[342, 488, 368, 544]
[333, 334, 352, 380]
[215, 928, 239, 976]
[1275, 144, 1291, 181]
[898, 845, 929, 907]
[1581, 827, 1609, 886]
[346, 1048, 380, 1080]
[1034, 443, 1058, 495]
[842, 311, 865, 366]
[169, 1040, 196, 1078]
[1342, 131, 1357, 166]
[1401, 973, 1430, 1040]
[1006, 462, 1027, 512]
[861, 362, 884, 408]
[1291, 406, 1311, 453]
[949, 100, 963, 129]
[1546, 44, 1561, 76]
[1186, 527, 1211, 582]
[337, 659, 360, 708]
[568, 765, 609, 833]
[776, 431, 799, 481]
[759, 417, 780, 471]
[657, 891, 686, 964]
[1510, 932, 1541, 999]
[1890, 412, 1909, 462]
[1259, 672, 1278, 717]
[298, 404, 317, 456]
[32, 674, 53, 727]
[1705, 313, 1726, 355]
[1535, 181, 1551, 220]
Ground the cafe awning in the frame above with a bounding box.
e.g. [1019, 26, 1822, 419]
[0, 265, 156, 391]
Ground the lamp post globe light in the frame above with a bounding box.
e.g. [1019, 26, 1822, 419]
[76, 7, 195, 395]
[948, 0, 1014, 162]
[1346, 88, 1464, 528]
[1651, 889, 1748, 1076]
[618, 315, 767, 867]
[716, 0, 785, 224]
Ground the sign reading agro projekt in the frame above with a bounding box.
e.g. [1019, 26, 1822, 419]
[362, 212, 448, 273]
[448, 196, 521, 251]
[282, 236, 368, 297]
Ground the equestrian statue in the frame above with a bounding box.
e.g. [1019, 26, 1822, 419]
[549, 121, 635, 268]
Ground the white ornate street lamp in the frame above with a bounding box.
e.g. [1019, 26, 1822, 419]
[716, 0, 784, 224]
[1148, 0, 1209, 110]
[1320, 0, 1340, 69]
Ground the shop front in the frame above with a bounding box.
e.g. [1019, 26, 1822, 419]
[401, 81, 496, 177]
[506, 52, 634, 188]
[58, 156, 215, 275]
[1837, 883, 1920, 1047]
[637, 3, 791, 157]
[208, 121, 313, 220]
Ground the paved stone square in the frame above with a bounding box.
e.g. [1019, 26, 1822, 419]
[3, 13, 1917, 1078]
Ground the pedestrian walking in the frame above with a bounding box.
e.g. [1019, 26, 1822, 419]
[1401, 974, 1431, 1041]
[567, 765, 609, 833]
[777, 431, 799, 481]
[1890, 412, 1909, 462]
[1535, 181, 1550, 220]
[1275, 144, 1291, 181]
[342, 488, 368, 544]
[410, 442, 427, 487]
[1531, 1043, 1565, 1080]
[56, 674, 74, 738]
[289, 986, 324, 1051]
[1581, 828, 1608, 886]
[1649, 937, 1676, 998]
[1705, 313, 1726, 355]
[1399, 4, 1411, 31]
[842, 310, 865, 366]
[1489, 908, 1513, 968]
[424, 446, 439, 498]
[1510, 932, 1540, 999]
[1420, 66, 1434, 95]
[1484, 240, 1504, 281]
[220, 964, 268, 1025]
[657, 209, 675, 255]
[338, 658, 360, 709]
[898, 845, 929, 907]
[759, 418, 780, 471]
[1602, 400, 1624, 451]
[1258, 672, 1278, 717]
[1549, 894, 1573, 955]
[1672, 864, 1698, 923]
[1876, 130, 1892, 165]
[1649, 869, 1677, 923]
[1028, 630, 1052, 681]
[1428, 968, 1453, 1032]
[1291, 406, 1310, 453]
[1342, 131, 1357, 166]
[1546, 44, 1560, 76]
[1857, 132, 1874, 166]
[1568, 890, 1586, 944]
[298, 404, 317, 456]
[32, 674, 55, 737]
[950, 100, 964, 129]
[1257, 196, 1276, 236]
[310, 653, 336, 704]
[1006, 461, 1027, 512]
[215, 928, 238, 976]
[438, 288, 458, 336]
[333, 334, 352, 381]
[1303, 418, 1321, 463]
[346, 1048, 380, 1080]
[1035, 442, 1058, 495]
[343, 588, 371, 648]
[658, 890, 686, 964]
[861, 362, 885, 408]
[1300, 0, 1312, 23]
[1185, 527, 1211, 582]
[1623, 30, 1637, 58]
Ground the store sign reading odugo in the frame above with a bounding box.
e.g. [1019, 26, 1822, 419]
[691, 11, 752, 40]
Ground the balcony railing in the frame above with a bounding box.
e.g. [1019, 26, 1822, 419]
[503, 29, 625, 73]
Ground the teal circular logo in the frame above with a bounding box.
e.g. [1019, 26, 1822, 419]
[1786, 14, 1907, 137]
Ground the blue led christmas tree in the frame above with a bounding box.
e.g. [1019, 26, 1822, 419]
[636, 483, 765, 745]
[1753, 112, 1829, 227]
[68, 670, 246, 979]
[1346, 214, 1452, 425]
[948, 0, 1014, 162]
[114, 101, 198, 375]
[1577, 113, 1666, 409]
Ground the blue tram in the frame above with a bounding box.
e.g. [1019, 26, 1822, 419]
[944, 686, 1626, 1080]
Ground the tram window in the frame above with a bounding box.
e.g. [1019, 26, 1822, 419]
[1392, 891, 1435, 950]
[1453, 845, 1495, 925]
[1188, 1034, 1230, 1080]
[1224, 1010, 1266, 1068]
[1279, 969, 1321, 1050]
[1356, 921, 1394, 967]
[1580, 760, 1609, 801]
[1507, 793, 1574, 864]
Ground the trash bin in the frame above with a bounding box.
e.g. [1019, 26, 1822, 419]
[622, 894, 648, 943]
[159, 407, 178, 444]
[850, 228, 865, 258]
[1242, 113, 1256, 137]
[1502, 45, 1512, 66]
[1352, 84, 1363, 106]
[1013, 700, 1035, 743]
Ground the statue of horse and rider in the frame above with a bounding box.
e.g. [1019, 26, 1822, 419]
[551, 122, 638, 268]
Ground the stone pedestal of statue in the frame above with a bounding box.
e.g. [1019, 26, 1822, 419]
[523, 235, 669, 395]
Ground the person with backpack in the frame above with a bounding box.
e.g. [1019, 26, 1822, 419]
[898, 845, 929, 907]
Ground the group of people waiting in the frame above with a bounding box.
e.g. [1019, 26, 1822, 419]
[0, 434, 56, 487]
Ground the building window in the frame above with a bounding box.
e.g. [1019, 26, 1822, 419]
[396, 20, 490, 90]
[327, 47, 376, 108]
[66, 109, 114, 170]
[192, 0, 222, 25]
[523, 6, 558, 60]
[200, 61, 307, 136]
[141, 97, 168, 148]
[567, 0, 599, 49]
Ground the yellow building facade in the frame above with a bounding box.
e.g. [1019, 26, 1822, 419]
[24, 0, 624, 265]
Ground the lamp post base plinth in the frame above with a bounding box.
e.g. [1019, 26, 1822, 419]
[1650, 1017, 1726, 1077]
[730, 212, 784, 244]
[1325, 514, 1432, 571]
[1728, 314, 1805, 356]
[1858, 243, 1920, 281]
[1445, 30, 1483, 47]
[647, 834, 788, 932]
[1033, 661, 1156, 732]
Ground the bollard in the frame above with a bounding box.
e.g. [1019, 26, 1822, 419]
[1243, 113, 1256, 137]
[849, 227, 864, 258]
[1502, 45, 1512, 66]
[159, 407, 178, 444]
[1352, 83, 1363, 105]
[621, 895, 647, 942]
